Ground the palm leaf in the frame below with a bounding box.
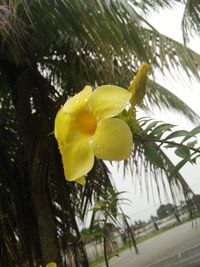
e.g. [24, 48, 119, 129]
[1, 0, 200, 81]
[181, 0, 200, 44]
[127, 132, 196, 206]
[78, 159, 112, 221]
[141, 28, 200, 79]
[129, 0, 181, 14]
[145, 79, 200, 124]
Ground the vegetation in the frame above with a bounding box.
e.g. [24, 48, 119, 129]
[157, 203, 176, 219]
[89, 219, 187, 267]
[80, 188, 135, 267]
[0, 1, 200, 267]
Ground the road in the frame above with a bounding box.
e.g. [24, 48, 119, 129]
[97, 221, 200, 267]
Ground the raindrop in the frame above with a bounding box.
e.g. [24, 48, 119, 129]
[88, 138, 94, 144]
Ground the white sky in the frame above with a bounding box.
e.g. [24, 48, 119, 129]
[110, 4, 200, 223]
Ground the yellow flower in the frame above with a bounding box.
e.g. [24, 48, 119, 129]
[40, 262, 57, 267]
[54, 85, 133, 184]
[128, 63, 149, 107]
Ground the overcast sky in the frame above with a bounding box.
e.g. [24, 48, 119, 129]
[110, 4, 200, 223]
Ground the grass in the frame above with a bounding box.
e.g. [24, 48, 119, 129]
[89, 220, 189, 267]
[89, 245, 130, 267]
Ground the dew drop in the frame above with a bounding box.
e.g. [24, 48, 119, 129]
[88, 138, 94, 144]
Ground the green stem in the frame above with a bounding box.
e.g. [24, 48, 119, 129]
[103, 235, 109, 267]
[103, 216, 109, 267]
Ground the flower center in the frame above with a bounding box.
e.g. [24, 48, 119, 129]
[73, 111, 97, 135]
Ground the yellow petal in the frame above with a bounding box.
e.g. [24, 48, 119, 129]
[62, 136, 94, 181]
[128, 63, 149, 106]
[46, 262, 57, 267]
[92, 118, 133, 160]
[88, 85, 131, 119]
[76, 176, 86, 186]
[63, 86, 92, 114]
[54, 107, 71, 152]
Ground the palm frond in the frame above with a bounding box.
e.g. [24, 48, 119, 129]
[129, 0, 182, 14]
[1, 0, 200, 82]
[144, 79, 200, 124]
[181, 0, 200, 44]
[127, 131, 196, 206]
[0, 87, 41, 266]
[141, 28, 200, 79]
[78, 159, 112, 221]
[0, 65, 92, 265]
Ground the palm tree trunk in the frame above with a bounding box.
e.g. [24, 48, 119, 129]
[32, 190, 61, 266]
[1, 62, 61, 266]
[2, 62, 89, 267]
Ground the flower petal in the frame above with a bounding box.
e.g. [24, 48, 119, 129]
[128, 63, 149, 106]
[61, 135, 94, 181]
[76, 176, 86, 186]
[54, 107, 71, 152]
[63, 86, 92, 114]
[88, 85, 131, 119]
[46, 263, 57, 267]
[93, 118, 133, 160]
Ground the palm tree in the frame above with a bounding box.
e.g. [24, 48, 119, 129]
[0, 0, 200, 266]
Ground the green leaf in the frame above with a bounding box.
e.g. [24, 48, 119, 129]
[182, 126, 200, 142]
[105, 223, 115, 230]
[79, 229, 103, 242]
[144, 143, 164, 168]
[164, 143, 176, 149]
[171, 159, 188, 176]
[165, 130, 189, 140]
[191, 154, 200, 164]
[191, 126, 200, 136]
[175, 146, 190, 159]
[149, 123, 175, 138]
[142, 121, 159, 133]
[147, 80, 200, 124]
[186, 140, 197, 148]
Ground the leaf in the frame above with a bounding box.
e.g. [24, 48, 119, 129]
[175, 146, 190, 159]
[79, 230, 103, 242]
[186, 140, 197, 148]
[191, 126, 200, 136]
[105, 223, 115, 230]
[181, 0, 200, 44]
[191, 154, 200, 164]
[165, 130, 189, 140]
[182, 126, 200, 143]
[164, 143, 176, 149]
[171, 159, 188, 176]
[147, 80, 200, 124]
[142, 121, 160, 134]
[149, 123, 175, 138]
[144, 143, 164, 168]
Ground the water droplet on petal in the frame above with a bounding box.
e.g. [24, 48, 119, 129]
[88, 137, 94, 144]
